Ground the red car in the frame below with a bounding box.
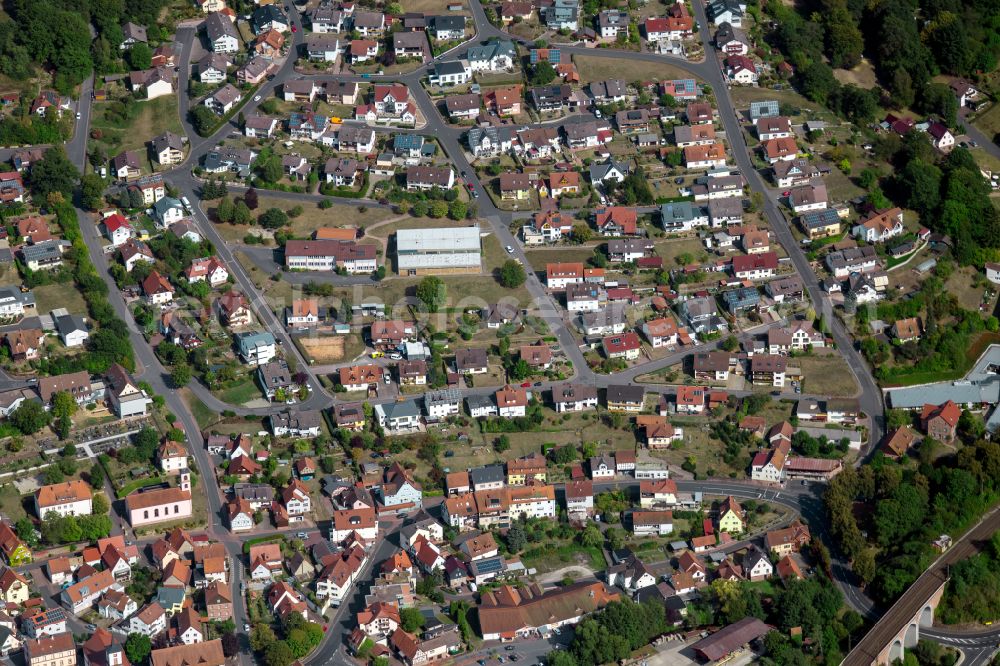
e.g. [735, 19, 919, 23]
[520, 381, 531, 388]
[291, 25, 297, 32]
[781, 190, 790, 197]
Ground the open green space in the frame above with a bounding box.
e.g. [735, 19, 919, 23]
[181, 387, 220, 430]
[573, 55, 694, 85]
[32, 283, 88, 316]
[90, 94, 183, 161]
[796, 352, 859, 398]
[214, 377, 261, 406]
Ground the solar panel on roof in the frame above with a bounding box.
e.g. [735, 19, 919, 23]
[473, 557, 504, 574]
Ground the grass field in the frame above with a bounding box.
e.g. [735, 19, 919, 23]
[266, 198, 396, 237]
[214, 377, 261, 406]
[822, 167, 865, 203]
[181, 388, 220, 430]
[880, 331, 1000, 387]
[525, 246, 602, 273]
[974, 104, 1000, 143]
[573, 55, 695, 85]
[796, 351, 859, 397]
[377, 273, 532, 312]
[832, 60, 878, 89]
[730, 87, 837, 122]
[944, 265, 987, 312]
[522, 543, 605, 574]
[213, 201, 396, 244]
[33, 283, 88, 316]
[0, 484, 26, 523]
[654, 236, 707, 267]
[91, 94, 184, 162]
[648, 417, 747, 478]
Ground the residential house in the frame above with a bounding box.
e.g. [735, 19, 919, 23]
[717, 496, 745, 534]
[204, 12, 240, 53]
[602, 332, 641, 360]
[235, 331, 276, 367]
[788, 180, 828, 213]
[495, 385, 528, 418]
[852, 208, 904, 243]
[606, 384, 644, 412]
[921, 401, 961, 442]
[631, 511, 674, 536]
[429, 59, 472, 87]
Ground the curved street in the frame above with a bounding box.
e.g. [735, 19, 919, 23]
[51, 0, 999, 662]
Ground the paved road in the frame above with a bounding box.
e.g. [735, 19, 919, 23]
[45, 0, 919, 659]
[65, 62, 262, 666]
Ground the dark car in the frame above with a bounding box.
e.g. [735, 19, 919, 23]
[674, 177, 684, 184]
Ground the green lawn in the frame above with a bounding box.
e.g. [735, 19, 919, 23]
[796, 352, 859, 398]
[0, 484, 26, 522]
[573, 54, 695, 85]
[521, 543, 605, 574]
[974, 104, 1000, 144]
[90, 94, 184, 167]
[181, 388, 220, 430]
[215, 378, 262, 405]
[32, 283, 88, 316]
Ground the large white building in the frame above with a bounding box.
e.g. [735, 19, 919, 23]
[396, 226, 482, 276]
[508, 486, 557, 521]
[34, 480, 92, 519]
[283, 240, 378, 273]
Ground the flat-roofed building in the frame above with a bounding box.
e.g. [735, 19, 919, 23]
[396, 226, 482, 275]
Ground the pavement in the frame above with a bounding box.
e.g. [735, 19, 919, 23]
[39, 0, 1000, 661]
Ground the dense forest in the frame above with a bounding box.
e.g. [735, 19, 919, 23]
[763, 0, 1000, 122]
[544, 577, 860, 666]
[824, 439, 1000, 605]
[0, 0, 176, 93]
[938, 531, 1000, 624]
[858, 274, 989, 383]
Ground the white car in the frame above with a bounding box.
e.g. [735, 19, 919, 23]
[389, 353, 402, 360]
[181, 196, 192, 209]
[253, 95, 261, 102]
[505, 245, 514, 254]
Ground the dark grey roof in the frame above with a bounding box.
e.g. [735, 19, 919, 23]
[606, 384, 645, 403]
[434, 60, 469, 76]
[258, 360, 292, 388]
[469, 464, 504, 485]
[233, 483, 274, 503]
[270, 409, 322, 431]
[205, 11, 239, 42]
[430, 15, 466, 31]
[552, 382, 597, 404]
[252, 4, 288, 31]
[22, 240, 70, 264]
[55, 314, 87, 337]
[455, 348, 488, 370]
